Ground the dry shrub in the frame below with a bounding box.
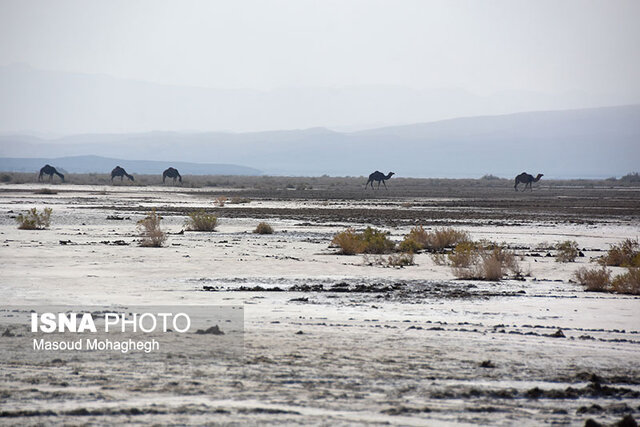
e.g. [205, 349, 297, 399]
[386, 252, 414, 267]
[16, 207, 52, 230]
[431, 252, 448, 265]
[332, 228, 364, 255]
[611, 267, 640, 295]
[430, 227, 471, 250]
[448, 241, 477, 268]
[599, 238, 640, 267]
[254, 222, 274, 234]
[185, 210, 218, 231]
[364, 252, 414, 268]
[573, 267, 611, 292]
[215, 196, 227, 207]
[555, 240, 580, 263]
[399, 226, 470, 253]
[137, 209, 167, 247]
[332, 227, 395, 255]
[449, 242, 519, 281]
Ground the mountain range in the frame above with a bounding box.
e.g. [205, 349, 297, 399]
[1, 104, 638, 178]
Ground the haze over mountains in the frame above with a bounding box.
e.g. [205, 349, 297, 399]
[1, 64, 638, 135]
[1, 104, 638, 179]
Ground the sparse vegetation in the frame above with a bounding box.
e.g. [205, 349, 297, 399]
[0, 174, 12, 183]
[185, 210, 218, 232]
[254, 222, 274, 234]
[555, 240, 580, 263]
[364, 252, 414, 268]
[137, 209, 167, 247]
[16, 207, 52, 230]
[573, 266, 639, 295]
[448, 242, 519, 281]
[611, 267, 640, 295]
[215, 196, 228, 207]
[573, 267, 612, 292]
[399, 226, 470, 253]
[331, 227, 395, 255]
[598, 238, 640, 267]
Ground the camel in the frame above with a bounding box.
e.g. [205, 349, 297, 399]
[366, 171, 395, 189]
[514, 172, 543, 191]
[38, 165, 65, 182]
[162, 167, 182, 184]
[111, 166, 134, 182]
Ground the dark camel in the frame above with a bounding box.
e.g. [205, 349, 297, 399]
[366, 171, 395, 189]
[38, 164, 65, 182]
[162, 167, 182, 184]
[514, 172, 543, 191]
[111, 166, 134, 182]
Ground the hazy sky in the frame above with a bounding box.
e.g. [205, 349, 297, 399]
[1, 0, 639, 96]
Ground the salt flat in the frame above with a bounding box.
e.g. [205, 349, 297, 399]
[0, 180, 639, 425]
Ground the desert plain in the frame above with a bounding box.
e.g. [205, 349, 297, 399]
[0, 176, 639, 426]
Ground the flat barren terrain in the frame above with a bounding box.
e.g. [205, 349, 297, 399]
[1, 177, 639, 425]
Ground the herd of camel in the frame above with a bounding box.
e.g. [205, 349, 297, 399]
[37, 164, 543, 191]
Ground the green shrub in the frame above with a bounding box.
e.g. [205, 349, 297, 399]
[185, 210, 218, 231]
[16, 208, 52, 230]
[555, 240, 580, 263]
[573, 267, 611, 292]
[448, 241, 477, 268]
[361, 227, 395, 254]
[332, 227, 395, 255]
[599, 238, 640, 267]
[137, 209, 166, 247]
[254, 222, 274, 234]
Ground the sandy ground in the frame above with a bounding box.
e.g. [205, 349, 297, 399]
[0, 182, 639, 425]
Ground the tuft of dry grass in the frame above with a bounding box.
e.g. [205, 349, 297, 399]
[332, 227, 395, 255]
[215, 196, 228, 207]
[598, 238, 640, 267]
[185, 210, 218, 232]
[573, 267, 611, 292]
[555, 240, 580, 263]
[254, 222, 274, 234]
[16, 207, 52, 230]
[137, 209, 167, 247]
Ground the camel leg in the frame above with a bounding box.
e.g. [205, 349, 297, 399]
[377, 181, 381, 189]
[382, 180, 387, 189]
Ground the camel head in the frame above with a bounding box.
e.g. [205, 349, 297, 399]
[534, 174, 543, 182]
[387, 172, 395, 179]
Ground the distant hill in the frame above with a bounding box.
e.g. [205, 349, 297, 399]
[0, 105, 638, 178]
[0, 156, 262, 175]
